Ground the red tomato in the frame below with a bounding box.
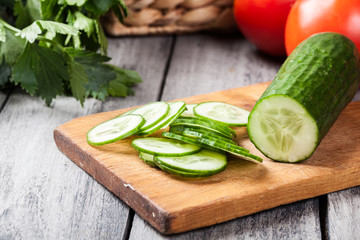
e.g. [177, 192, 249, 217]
[285, 0, 360, 55]
[233, 0, 295, 56]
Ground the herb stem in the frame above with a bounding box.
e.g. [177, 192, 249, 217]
[0, 18, 21, 33]
[37, 37, 65, 51]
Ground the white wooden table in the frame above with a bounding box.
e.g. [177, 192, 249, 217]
[1, 34, 360, 239]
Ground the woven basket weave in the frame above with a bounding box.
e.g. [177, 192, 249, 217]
[102, 0, 238, 36]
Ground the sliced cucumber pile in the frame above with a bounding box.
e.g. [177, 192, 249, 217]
[163, 132, 262, 163]
[87, 100, 263, 177]
[122, 101, 170, 131]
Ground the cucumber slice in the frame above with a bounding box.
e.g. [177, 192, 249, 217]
[154, 149, 227, 175]
[182, 130, 249, 152]
[171, 118, 235, 139]
[248, 95, 318, 163]
[163, 132, 262, 163]
[137, 101, 186, 136]
[154, 162, 216, 178]
[132, 137, 201, 156]
[125, 102, 170, 131]
[169, 125, 233, 141]
[162, 132, 224, 153]
[194, 102, 250, 126]
[87, 114, 145, 146]
[174, 128, 238, 145]
[181, 104, 197, 117]
[177, 117, 236, 136]
[139, 152, 156, 167]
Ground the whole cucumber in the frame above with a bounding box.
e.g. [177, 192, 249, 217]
[248, 32, 360, 163]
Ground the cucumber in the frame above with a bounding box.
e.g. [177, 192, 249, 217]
[154, 149, 227, 175]
[137, 101, 186, 136]
[163, 132, 262, 163]
[87, 114, 145, 146]
[248, 32, 360, 163]
[154, 161, 219, 178]
[139, 152, 156, 167]
[132, 137, 201, 156]
[171, 117, 236, 139]
[169, 125, 233, 141]
[181, 104, 197, 117]
[194, 102, 250, 126]
[124, 102, 170, 131]
[169, 127, 237, 145]
[162, 132, 224, 153]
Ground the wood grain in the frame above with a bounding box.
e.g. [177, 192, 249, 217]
[0, 95, 130, 239]
[161, 34, 283, 101]
[129, 199, 321, 240]
[0, 36, 173, 239]
[54, 81, 360, 234]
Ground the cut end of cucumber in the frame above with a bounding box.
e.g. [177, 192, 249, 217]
[248, 95, 318, 163]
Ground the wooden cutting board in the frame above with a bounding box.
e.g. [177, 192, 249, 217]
[54, 82, 360, 234]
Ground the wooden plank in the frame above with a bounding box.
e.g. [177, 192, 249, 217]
[161, 35, 283, 101]
[104, 36, 173, 111]
[320, 94, 360, 240]
[327, 187, 360, 239]
[129, 34, 321, 238]
[54, 82, 360, 234]
[0, 95, 130, 239]
[129, 199, 321, 239]
[0, 36, 173, 239]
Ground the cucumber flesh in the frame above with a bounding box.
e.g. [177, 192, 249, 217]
[194, 102, 250, 126]
[137, 101, 186, 136]
[87, 114, 145, 146]
[154, 160, 218, 178]
[154, 149, 227, 174]
[139, 152, 156, 167]
[248, 95, 318, 163]
[125, 102, 170, 131]
[132, 137, 201, 156]
[171, 117, 236, 138]
[181, 104, 197, 117]
[180, 129, 238, 146]
[163, 132, 261, 163]
[162, 132, 224, 153]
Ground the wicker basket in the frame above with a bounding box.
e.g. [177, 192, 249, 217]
[102, 0, 238, 36]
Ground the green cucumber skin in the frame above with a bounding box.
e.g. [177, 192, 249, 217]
[259, 33, 360, 140]
[249, 33, 360, 161]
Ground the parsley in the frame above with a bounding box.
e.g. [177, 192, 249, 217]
[0, 0, 140, 106]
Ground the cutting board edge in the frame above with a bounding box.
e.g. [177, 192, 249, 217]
[166, 169, 360, 234]
[53, 127, 176, 233]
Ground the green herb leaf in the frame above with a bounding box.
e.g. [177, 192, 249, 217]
[64, 0, 88, 7]
[66, 53, 88, 105]
[0, 22, 5, 42]
[84, 0, 114, 17]
[111, 0, 128, 23]
[108, 66, 142, 97]
[12, 43, 38, 94]
[17, 20, 79, 43]
[13, 0, 32, 29]
[65, 48, 115, 100]
[40, 0, 58, 20]
[0, 27, 26, 66]
[73, 11, 95, 37]
[13, 43, 69, 105]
